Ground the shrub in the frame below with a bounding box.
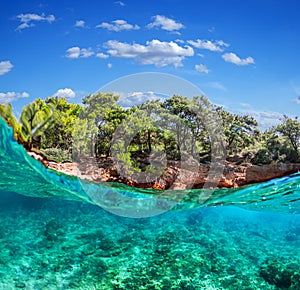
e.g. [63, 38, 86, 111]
[41, 148, 72, 163]
[251, 148, 273, 165]
[278, 147, 299, 163]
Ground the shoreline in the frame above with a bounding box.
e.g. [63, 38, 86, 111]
[27, 151, 300, 190]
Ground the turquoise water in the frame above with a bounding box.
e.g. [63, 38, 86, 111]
[1, 117, 300, 289]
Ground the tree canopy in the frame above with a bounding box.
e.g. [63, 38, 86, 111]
[1, 92, 300, 166]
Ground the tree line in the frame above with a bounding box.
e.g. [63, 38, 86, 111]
[1, 93, 300, 166]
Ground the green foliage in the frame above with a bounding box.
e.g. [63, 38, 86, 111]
[278, 146, 300, 163]
[72, 118, 98, 159]
[0, 104, 21, 142]
[251, 124, 300, 164]
[42, 97, 82, 151]
[275, 115, 300, 157]
[217, 108, 259, 154]
[40, 148, 72, 163]
[111, 108, 155, 175]
[3, 91, 300, 167]
[80, 92, 127, 157]
[251, 148, 273, 165]
[19, 99, 54, 149]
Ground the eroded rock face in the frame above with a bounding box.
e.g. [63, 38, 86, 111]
[28, 151, 300, 189]
[245, 163, 300, 185]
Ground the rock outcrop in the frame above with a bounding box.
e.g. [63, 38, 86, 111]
[28, 152, 300, 189]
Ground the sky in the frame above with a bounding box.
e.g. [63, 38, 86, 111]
[1, 0, 300, 129]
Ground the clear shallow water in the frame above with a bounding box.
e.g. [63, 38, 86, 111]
[1, 117, 300, 289]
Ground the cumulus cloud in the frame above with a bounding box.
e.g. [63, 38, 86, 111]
[65, 47, 94, 58]
[16, 13, 55, 30]
[147, 15, 184, 33]
[0, 91, 29, 104]
[195, 64, 209, 74]
[80, 48, 94, 58]
[187, 39, 229, 52]
[96, 52, 109, 59]
[222, 52, 255, 66]
[75, 20, 85, 28]
[52, 88, 76, 99]
[0, 61, 13, 75]
[96, 19, 139, 32]
[105, 39, 194, 67]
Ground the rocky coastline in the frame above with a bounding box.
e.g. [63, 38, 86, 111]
[27, 151, 300, 190]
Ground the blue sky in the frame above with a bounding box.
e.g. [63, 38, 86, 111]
[1, 0, 300, 129]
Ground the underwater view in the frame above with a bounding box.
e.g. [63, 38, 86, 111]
[2, 1, 300, 289]
[1, 103, 300, 289]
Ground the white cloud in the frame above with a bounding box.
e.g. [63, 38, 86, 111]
[75, 20, 85, 28]
[107, 63, 113, 68]
[222, 52, 255, 66]
[0, 91, 29, 104]
[115, 1, 125, 6]
[0, 61, 13, 75]
[235, 109, 282, 130]
[105, 39, 194, 67]
[96, 19, 139, 32]
[66, 47, 80, 58]
[81, 48, 94, 58]
[52, 88, 75, 99]
[187, 39, 229, 52]
[16, 13, 55, 30]
[195, 64, 209, 74]
[17, 23, 35, 30]
[118, 91, 162, 108]
[65, 47, 94, 58]
[147, 15, 184, 32]
[96, 52, 109, 59]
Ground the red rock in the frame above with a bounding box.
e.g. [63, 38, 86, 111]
[27, 150, 300, 189]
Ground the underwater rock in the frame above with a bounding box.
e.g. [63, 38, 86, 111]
[0, 249, 11, 265]
[82, 244, 96, 255]
[44, 219, 60, 241]
[187, 211, 203, 225]
[99, 237, 116, 251]
[259, 259, 300, 288]
[285, 232, 297, 241]
[14, 281, 26, 288]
